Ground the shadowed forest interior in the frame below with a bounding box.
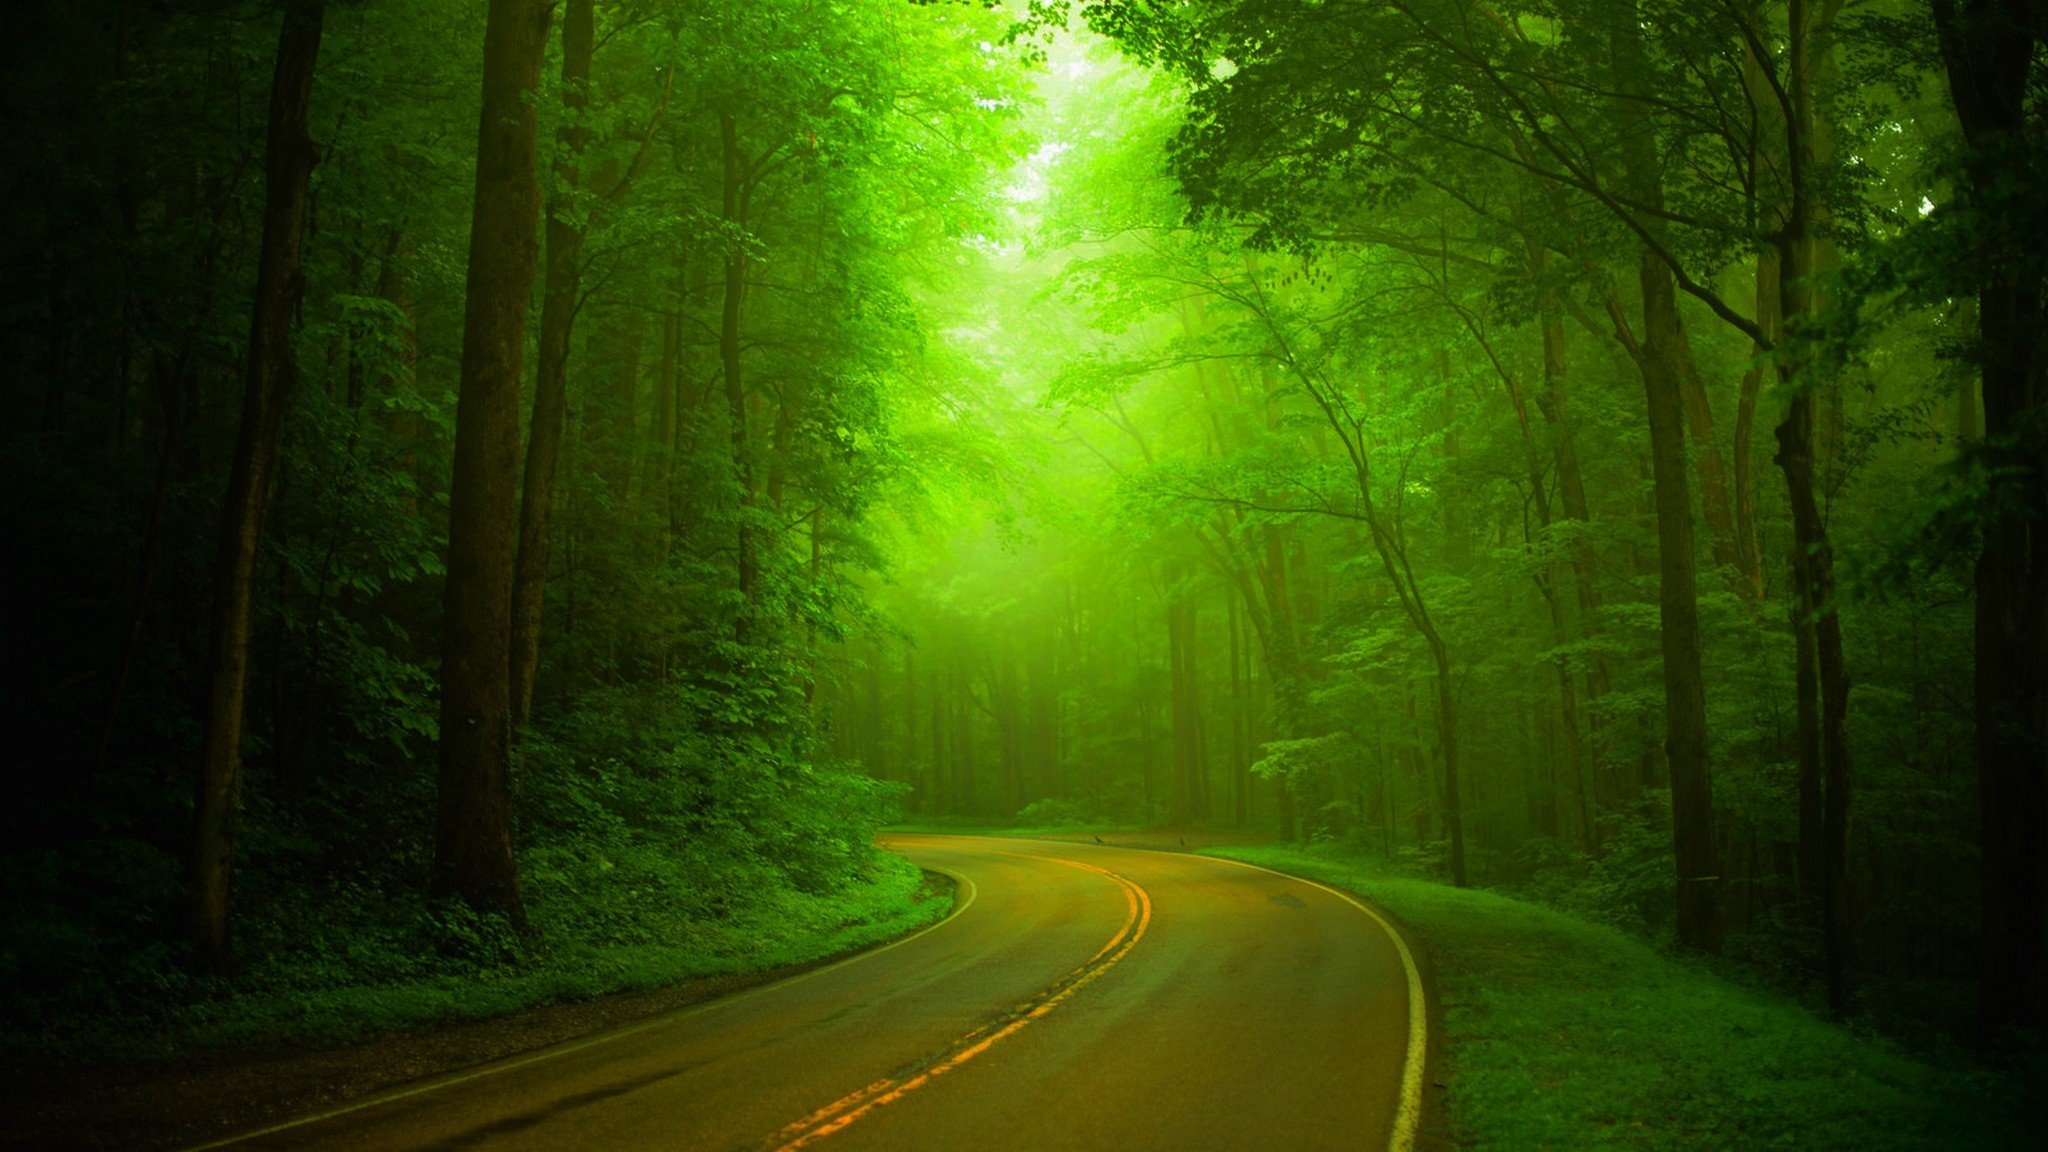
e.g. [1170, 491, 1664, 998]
[3, 0, 2045, 1141]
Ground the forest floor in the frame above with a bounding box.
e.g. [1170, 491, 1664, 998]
[1204, 844, 2042, 1151]
[0, 871, 957, 1152]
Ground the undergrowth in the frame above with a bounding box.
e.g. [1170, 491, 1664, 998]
[1, 685, 949, 1059]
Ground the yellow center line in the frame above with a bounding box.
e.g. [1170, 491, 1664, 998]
[761, 857, 1153, 1152]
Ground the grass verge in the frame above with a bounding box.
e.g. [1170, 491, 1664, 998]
[1202, 844, 2035, 1151]
[22, 854, 952, 1059]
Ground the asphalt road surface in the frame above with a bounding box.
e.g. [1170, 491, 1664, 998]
[187, 834, 1425, 1152]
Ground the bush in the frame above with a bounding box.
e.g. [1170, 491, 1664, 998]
[0, 678, 937, 1057]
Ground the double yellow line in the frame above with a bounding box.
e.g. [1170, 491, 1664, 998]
[761, 856, 1153, 1151]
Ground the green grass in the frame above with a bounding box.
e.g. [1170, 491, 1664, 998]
[24, 854, 953, 1058]
[1203, 844, 2036, 1151]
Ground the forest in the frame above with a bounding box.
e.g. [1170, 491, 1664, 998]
[1, 0, 2043, 1147]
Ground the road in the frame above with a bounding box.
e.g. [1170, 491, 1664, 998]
[188, 835, 1425, 1152]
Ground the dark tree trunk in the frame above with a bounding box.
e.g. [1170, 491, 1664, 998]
[509, 0, 594, 728]
[1733, 377, 1769, 601]
[1775, 0, 1855, 1014]
[1777, 379, 1853, 1009]
[1956, 300, 1983, 443]
[434, 0, 553, 928]
[1228, 593, 1249, 827]
[905, 647, 921, 810]
[1430, 636, 1465, 884]
[1610, 5, 1721, 953]
[1931, 0, 2047, 1039]
[188, 0, 325, 972]
[1673, 326, 1743, 587]
[1735, 2, 1786, 608]
[929, 662, 947, 815]
[1167, 590, 1191, 825]
[956, 664, 977, 812]
[720, 110, 757, 644]
[655, 308, 679, 476]
[1643, 252, 1723, 954]
[1495, 272, 1595, 853]
[1535, 276, 1616, 809]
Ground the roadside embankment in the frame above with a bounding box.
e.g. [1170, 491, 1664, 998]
[0, 860, 955, 1151]
[1202, 845, 2037, 1151]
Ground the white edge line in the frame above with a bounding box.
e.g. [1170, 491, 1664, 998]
[176, 868, 979, 1152]
[1197, 853, 1427, 1152]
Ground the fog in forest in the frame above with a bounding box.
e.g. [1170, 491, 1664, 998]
[3, 1, 2043, 1148]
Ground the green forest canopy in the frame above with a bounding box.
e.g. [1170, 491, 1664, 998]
[3, 0, 2043, 1051]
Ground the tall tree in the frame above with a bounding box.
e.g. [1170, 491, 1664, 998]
[434, 0, 554, 926]
[1603, 1, 1724, 955]
[1766, 0, 1855, 1010]
[717, 110, 754, 645]
[189, 0, 326, 972]
[1930, 0, 2046, 1038]
[508, 0, 595, 729]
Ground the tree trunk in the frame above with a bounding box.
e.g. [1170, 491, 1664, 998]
[1228, 593, 1249, 827]
[1735, 0, 1791, 608]
[930, 662, 947, 815]
[599, 312, 642, 502]
[1776, 0, 1856, 1014]
[1399, 690, 1427, 846]
[1535, 276, 1616, 796]
[1490, 282, 1595, 853]
[1931, 0, 2047, 1039]
[956, 664, 977, 812]
[1677, 339, 1745, 587]
[1347, 455, 1463, 881]
[1430, 636, 1466, 885]
[1643, 251, 1723, 954]
[508, 0, 593, 728]
[1734, 247, 1777, 605]
[1547, 586, 1595, 853]
[434, 0, 553, 928]
[1955, 299, 1983, 443]
[655, 308, 678, 476]
[1611, 5, 1721, 952]
[189, 0, 325, 971]
[905, 646, 921, 811]
[720, 110, 757, 644]
[1139, 696, 1156, 823]
[1166, 595, 1189, 825]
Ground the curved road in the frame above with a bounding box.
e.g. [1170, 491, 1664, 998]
[191, 835, 1424, 1152]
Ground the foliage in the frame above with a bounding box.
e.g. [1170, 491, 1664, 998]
[0, 0, 1022, 1050]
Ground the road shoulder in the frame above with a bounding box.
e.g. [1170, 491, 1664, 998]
[0, 871, 958, 1152]
[1199, 844, 2039, 1152]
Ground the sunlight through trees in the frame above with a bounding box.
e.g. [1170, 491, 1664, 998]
[3, 0, 2041, 1066]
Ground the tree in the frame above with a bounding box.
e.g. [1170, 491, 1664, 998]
[1929, 0, 2046, 1039]
[508, 0, 595, 729]
[189, 0, 326, 971]
[434, 0, 554, 926]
